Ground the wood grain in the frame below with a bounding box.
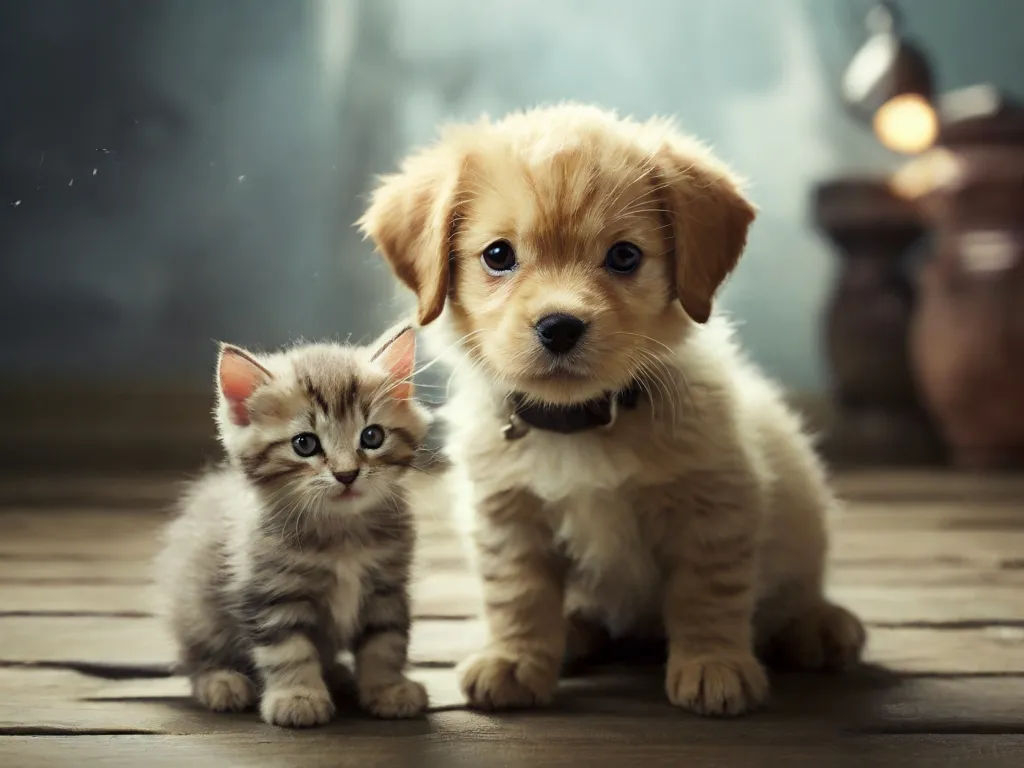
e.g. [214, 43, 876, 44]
[0, 615, 485, 668]
[2, 732, 1022, 768]
[0, 572, 480, 619]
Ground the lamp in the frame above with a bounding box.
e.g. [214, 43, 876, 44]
[842, 1, 938, 154]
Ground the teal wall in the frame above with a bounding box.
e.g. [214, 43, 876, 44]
[3, 0, 1021, 391]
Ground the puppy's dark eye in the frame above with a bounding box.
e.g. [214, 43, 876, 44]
[291, 433, 321, 457]
[481, 240, 517, 275]
[605, 242, 642, 274]
[359, 424, 386, 450]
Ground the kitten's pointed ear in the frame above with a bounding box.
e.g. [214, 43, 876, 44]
[217, 344, 272, 426]
[370, 326, 416, 401]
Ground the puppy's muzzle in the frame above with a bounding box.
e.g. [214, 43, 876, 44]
[535, 313, 587, 355]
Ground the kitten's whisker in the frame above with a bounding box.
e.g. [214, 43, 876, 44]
[411, 329, 488, 379]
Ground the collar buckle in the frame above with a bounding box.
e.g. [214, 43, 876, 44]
[502, 412, 530, 441]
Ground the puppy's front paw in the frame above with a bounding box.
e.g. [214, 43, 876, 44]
[260, 684, 335, 728]
[768, 601, 866, 672]
[666, 651, 768, 717]
[458, 649, 558, 710]
[360, 677, 428, 719]
[192, 669, 255, 712]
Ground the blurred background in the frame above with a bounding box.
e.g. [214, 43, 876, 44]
[2, 0, 1023, 473]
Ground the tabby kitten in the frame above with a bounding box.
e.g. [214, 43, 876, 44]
[155, 326, 431, 728]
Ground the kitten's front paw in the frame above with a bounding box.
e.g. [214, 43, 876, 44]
[666, 651, 768, 717]
[193, 669, 255, 712]
[768, 601, 866, 672]
[260, 685, 335, 728]
[360, 677, 428, 719]
[458, 648, 558, 710]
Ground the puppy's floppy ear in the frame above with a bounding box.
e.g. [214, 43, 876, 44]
[654, 137, 756, 324]
[358, 146, 465, 326]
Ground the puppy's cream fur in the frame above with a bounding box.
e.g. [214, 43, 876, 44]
[360, 104, 865, 716]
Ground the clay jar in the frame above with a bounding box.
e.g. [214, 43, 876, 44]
[813, 178, 943, 466]
[895, 111, 1024, 470]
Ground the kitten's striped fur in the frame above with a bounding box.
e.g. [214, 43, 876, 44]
[154, 327, 431, 727]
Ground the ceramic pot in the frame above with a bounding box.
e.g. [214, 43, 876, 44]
[813, 178, 944, 466]
[896, 116, 1024, 470]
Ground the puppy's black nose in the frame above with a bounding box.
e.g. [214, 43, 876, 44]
[535, 313, 587, 355]
[333, 469, 360, 486]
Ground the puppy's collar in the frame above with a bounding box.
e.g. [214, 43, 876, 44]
[501, 382, 642, 440]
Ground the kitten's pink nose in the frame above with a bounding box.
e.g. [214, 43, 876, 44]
[333, 469, 360, 486]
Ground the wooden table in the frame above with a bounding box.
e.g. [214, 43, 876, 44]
[2, 470, 1023, 767]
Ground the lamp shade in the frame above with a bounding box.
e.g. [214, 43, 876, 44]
[842, 2, 937, 154]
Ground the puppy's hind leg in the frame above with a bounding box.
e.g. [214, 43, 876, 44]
[562, 612, 610, 676]
[757, 582, 866, 673]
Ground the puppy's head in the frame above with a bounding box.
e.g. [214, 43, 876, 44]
[359, 104, 755, 406]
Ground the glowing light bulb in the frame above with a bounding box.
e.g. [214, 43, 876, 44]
[873, 93, 938, 154]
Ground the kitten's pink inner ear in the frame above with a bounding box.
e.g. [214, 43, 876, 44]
[377, 328, 416, 401]
[218, 348, 270, 425]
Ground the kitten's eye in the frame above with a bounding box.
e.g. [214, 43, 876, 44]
[481, 240, 517, 275]
[605, 241, 642, 274]
[359, 424, 386, 450]
[291, 433, 321, 457]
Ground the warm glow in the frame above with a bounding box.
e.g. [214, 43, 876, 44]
[890, 148, 961, 201]
[873, 93, 939, 154]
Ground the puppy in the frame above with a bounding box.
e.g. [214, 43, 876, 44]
[359, 104, 865, 717]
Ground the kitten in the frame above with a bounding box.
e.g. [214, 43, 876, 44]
[154, 326, 431, 728]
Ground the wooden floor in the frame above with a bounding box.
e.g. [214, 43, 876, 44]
[2, 470, 1024, 767]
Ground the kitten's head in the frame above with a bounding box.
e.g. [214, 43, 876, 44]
[214, 326, 430, 514]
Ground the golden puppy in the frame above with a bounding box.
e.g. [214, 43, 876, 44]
[359, 104, 865, 716]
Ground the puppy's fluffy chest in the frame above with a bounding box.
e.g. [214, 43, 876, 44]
[507, 430, 673, 633]
[552, 491, 665, 633]
[444, 378, 700, 633]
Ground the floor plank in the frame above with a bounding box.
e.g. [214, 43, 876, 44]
[0, 572, 481, 619]
[0, 615, 485, 669]
[868, 626, 1024, 674]
[4, 564, 1022, 615]
[3, 614, 1023, 676]
[0, 558, 153, 583]
[831, 529, 1024, 569]
[0, 667, 464, 735]
[834, 471, 1024, 503]
[5, 666, 1023, 736]
[8, 579, 1020, 627]
[2, 731, 1023, 768]
[2, 468, 1023, 764]
[833, 584, 1024, 626]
